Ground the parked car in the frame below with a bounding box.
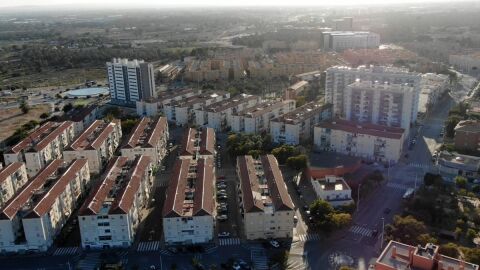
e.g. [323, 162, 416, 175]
[383, 208, 391, 215]
[218, 232, 230, 238]
[218, 175, 226, 180]
[269, 240, 280, 248]
[217, 184, 227, 189]
[217, 206, 228, 213]
[293, 215, 298, 223]
[218, 215, 228, 221]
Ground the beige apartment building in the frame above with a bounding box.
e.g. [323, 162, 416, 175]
[136, 88, 201, 117]
[4, 121, 75, 177]
[0, 159, 90, 253]
[311, 175, 353, 207]
[0, 162, 28, 208]
[78, 156, 153, 249]
[231, 100, 296, 134]
[237, 155, 295, 240]
[162, 158, 215, 245]
[120, 117, 169, 167]
[63, 120, 122, 174]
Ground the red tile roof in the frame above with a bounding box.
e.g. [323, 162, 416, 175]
[9, 122, 56, 153]
[68, 119, 120, 150]
[122, 117, 167, 149]
[162, 158, 215, 218]
[0, 159, 65, 220]
[29, 159, 88, 217]
[318, 119, 405, 139]
[180, 128, 215, 156]
[0, 162, 25, 185]
[261, 155, 294, 211]
[200, 128, 215, 155]
[237, 156, 263, 213]
[33, 121, 74, 152]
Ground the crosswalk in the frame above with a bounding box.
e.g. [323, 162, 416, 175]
[77, 253, 101, 270]
[250, 246, 268, 270]
[288, 260, 308, 270]
[386, 182, 409, 191]
[218, 238, 241, 246]
[296, 233, 320, 242]
[349, 225, 372, 237]
[408, 162, 434, 169]
[157, 180, 169, 187]
[137, 241, 161, 252]
[204, 245, 217, 254]
[53, 246, 81, 256]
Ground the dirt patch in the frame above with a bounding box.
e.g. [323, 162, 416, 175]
[0, 104, 51, 142]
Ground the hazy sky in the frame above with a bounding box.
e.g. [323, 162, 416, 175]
[0, 0, 459, 8]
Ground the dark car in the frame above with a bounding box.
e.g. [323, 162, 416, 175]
[383, 208, 391, 215]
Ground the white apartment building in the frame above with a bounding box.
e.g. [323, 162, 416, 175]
[121, 117, 169, 167]
[4, 121, 75, 177]
[107, 58, 156, 107]
[271, 102, 332, 145]
[62, 105, 98, 136]
[311, 175, 353, 207]
[63, 120, 122, 174]
[179, 128, 216, 159]
[196, 94, 261, 131]
[162, 158, 215, 245]
[165, 92, 230, 126]
[0, 159, 90, 253]
[78, 156, 153, 249]
[237, 155, 295, 240]
[231, 100, 296, 134]
[0, 162, 28, 208]
[325, 65, 421, 123]
[418, 73, 449, 113]
[449, 53, 480, 77]
[314, 119, 405, 163]
[322, 31, 380, 52]
[284, 80, 308, 100]
[344, 80, 415, 131]
[136, 89, 201, 117]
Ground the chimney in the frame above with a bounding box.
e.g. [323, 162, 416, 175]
[391, 246, 397, 259]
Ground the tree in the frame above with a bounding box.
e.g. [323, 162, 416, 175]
[40, 112, 50, 119]
[271, 145, 299, 164]
[309, 199, 334, 229]
[424, 173, 442, 186]
[295, 96, 306, 107]
[462, 247, 480, 265]
[339, 267, 355, 270]
[121, 119, 140, 135]
[439, 243, 459, 258]
[386, 215, 435, 246]
[62, 103, 73, 113]
[329, 213, 352, 229]
[472, 185, 480, 193]
[466, 228, 477, 241]
[445, 116, 462, 138]
[455, 176, 468, 189]
[286, 154, 308, 171]
[19, 99, 29, 114]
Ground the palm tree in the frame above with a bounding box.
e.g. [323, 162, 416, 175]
[19, 99, 29, 114]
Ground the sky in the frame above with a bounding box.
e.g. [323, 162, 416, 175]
[0, 0, 462, 8]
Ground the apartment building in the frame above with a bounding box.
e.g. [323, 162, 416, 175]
[0, 159, 90, 253]
[63, 120, 122, 174]
[284, 81, 308, 100]
[454, 120, 480, 152]
[419, 73, 449, 113]
[107, 58, 156, 107]
[449, 53, 480, 78]
[311, 175, 353, 207]
[331, 17, 353, 31]
[0, 162, 28, 208]
[237, 155, 295, 240]
[120, 117, 169, 167]
[375, 241, 478, 270]
[61, 105, 98, 136]
[271, 102, 332, 145]
[198, 94, 261, 131]
[314, 119, 405, 163]
[4, 121, 75, 177]
[78, 156, 153, 249]
[321, 31, 380, 52]
[165, 92, 230, 126]
[344, 80, 415, 131]
[162, 158, 215, 245]
[437, 151, 480, 180]
[136, 89, 201, 117]
[179, 128, 216, 159]
[231, 100, 296, 134]
[325, 65, 421, 122]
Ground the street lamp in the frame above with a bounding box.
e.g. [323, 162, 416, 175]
[380, 217, 385, 250]
[357, 183, 361, 212]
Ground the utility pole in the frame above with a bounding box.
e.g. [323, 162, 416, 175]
[414, 174, 417, 190]
[380, 217, 385, 250]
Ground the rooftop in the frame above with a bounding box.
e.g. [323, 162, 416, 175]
[166, 92, 227, 107]
[9, 121, 73, 154]
[61, 105, 97, 122]
[122, 117, 167, 149]
[318, 119, 405, 140]
[438, 151, 480, 168]
[79, 155, 152, 216]
[237, 155, 294, 213]
[271, 102, 331, 125]
[179, 128, 215, 156]
[327, 65, 420, 77]
[205, 94, 258, 113]
[288, 80, 309, 91]
[68, 119, 120, 151]
[235, 100, 293, 118]
[162, 158, 215, 218]
[312, 175, 351, 191]
[348, 79, 416, 91]
[455, 120, 480, 133]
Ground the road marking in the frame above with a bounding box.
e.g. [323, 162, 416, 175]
[349, 225, 372, 237]
[296, 233, 320, 242]
[53, 246, 81, 256]
[218, 237, 241, 246]
[137, 241, 160, 252]
[386, 183, 409, 191]
[251, 246, 268, 270]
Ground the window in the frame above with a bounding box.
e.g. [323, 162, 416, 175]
[99, 235, 112, 241]
[105, 229, 111, 233]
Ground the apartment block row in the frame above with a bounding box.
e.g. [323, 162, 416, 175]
[179, 128, 216, 159]
[418, 73, 449, 113]
[136, 88, 202, 117]
[321, 31, 380, 52]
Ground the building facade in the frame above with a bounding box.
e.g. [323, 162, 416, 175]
[4, 121, 75, 177]
[162, 158, 215, 245]
[78, 156, 153, 249]
[314, 119, 405, 163]
[0, 159, 90, 253]
[270, 102, 332, 145]
[107, 58, 156, 107]
[322, 31, 380, 52]
[63, 120, 122, 174]
[0, 162, 28, 208]
[237, 155, 295, 240]
[311, 175, 353, 207]
[62, 105, 99, 136]
[136, 89, 201, 117]
[454, 120, 480, 152]
[121, 117, 169, 167]
[418, 73, 449, 114]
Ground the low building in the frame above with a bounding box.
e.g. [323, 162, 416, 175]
[314, 119, 405, 163]
[231, 100, 296, 134]
[120, 117, 168, 167]
[136, 88, 201, 117]
[284, 81, 308, 100]
[61, 105, 99, 136]
[437, 151, 480, 180]
[454, 120, 480, 152]
[0, 162, 28, 208]
[237, 155, 295, 240]
[322, 31, 380, 52]
[78, 156, 153, 249]
[311, 175, 353, 207]
[4, 121, 75, 177]
[162, 158, 215, 245]
[270, 102, 332, 145]
[375, 240, 479, 270]
[63, 120, 122, 174]
[179, 128, 216, 159]
[0, 159, 90, 253]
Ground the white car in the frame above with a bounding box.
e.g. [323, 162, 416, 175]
[218, 232, 230, 238]
[269, 240, 280, 248]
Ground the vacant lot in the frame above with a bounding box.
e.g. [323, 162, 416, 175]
[0, 104, 51, 143]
